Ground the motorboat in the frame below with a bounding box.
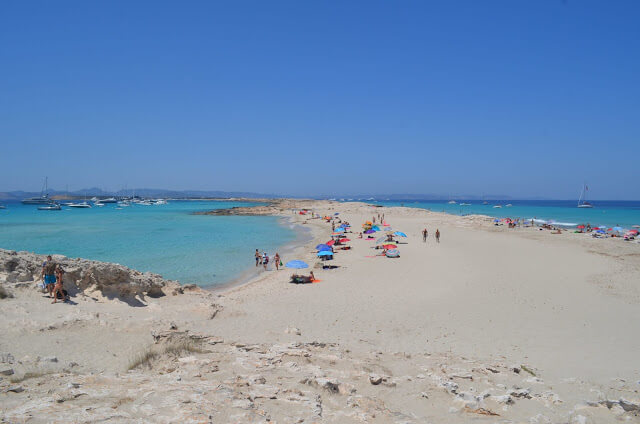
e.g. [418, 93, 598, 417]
[493, 205, 502, 208]
[448, 200, 457, 204]
[68, 202, 92, 208]
[38, 203, 61, 211]
[460, 203, 471, 206]
[506, 204, 513, 207]
[99, 197, 118, 203]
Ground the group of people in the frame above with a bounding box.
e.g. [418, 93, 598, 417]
[422, 228, 440, 243]
[254, 249, 282, 271]
[41, 255, 69, 303]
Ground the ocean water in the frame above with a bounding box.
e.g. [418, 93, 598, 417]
[0, 200, 299, 287]
[368, 200, 640, 229]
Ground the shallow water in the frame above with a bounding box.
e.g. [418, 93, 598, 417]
[0, 200, 297, 287]
[367, 200, 640, 229]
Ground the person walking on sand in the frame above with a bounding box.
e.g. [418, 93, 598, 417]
[41, 255, 57, 298]
[435, 229, 440, 243]
[422, 228, 427, 242]
[51, 265, 68, 303]
[263, 252, 269, 270]
[274, 253, 281, 270]
[255, 249, 261, 267]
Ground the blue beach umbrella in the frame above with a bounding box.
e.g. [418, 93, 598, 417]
[334, 212, 339, 215]
[334, 227, 344, 232]
[612, 226, 624, 233]
[285, 260, 309, 269]
[316, 244, 331, 251]
[372, 226, 381, 231]
[394, 231, 407, 237]
[317, 251, 333, 257]
[596, 229, 606, 234]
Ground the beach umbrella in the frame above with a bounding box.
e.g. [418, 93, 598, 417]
[633, 225, 640, 229]
[364, 229, 375, 234]
[577, 225, 585, 229]
[629, 229, 639, 235]
[334, 227, 344, 232]
[383, 244, 397, 249]
[339, 238, 350, 242]
[372, 225, 381, 231]
[316, 244, 331, 251]
[317, 251, 333, 257]
[612, 226, 624, 233]
[494, 219, 500, 222]
[326, 239, 335, 246]
[285, 260, 309, 269]
[334, 212, 339, 215]
[596, 229, 606, 234]
[394, 231, 407, 237]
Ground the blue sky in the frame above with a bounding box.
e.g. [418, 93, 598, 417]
[1, 1, 638, 199]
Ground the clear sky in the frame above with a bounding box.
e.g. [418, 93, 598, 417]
[1, 1, 638, 199]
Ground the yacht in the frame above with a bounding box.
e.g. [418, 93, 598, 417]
[577, 183, 594, 208]
[0, 204, 7, 209]
[68, 201, 92, 208]
[22, 177, 52, 204]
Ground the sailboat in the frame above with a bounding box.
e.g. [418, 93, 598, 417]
[22, 177, 52, 205]
[577, 183, 594, 208]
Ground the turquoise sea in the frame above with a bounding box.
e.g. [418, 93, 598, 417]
[369, 200, 640, 229]
[0, 200, 299, 287]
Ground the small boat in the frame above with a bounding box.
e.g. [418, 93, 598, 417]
[99, 197, 118, 204]
[460, 203, 471, 206]
[482, 201, 488, 205]
[68, 202, 92, 208]
[493, 205, 502, 208]
[38, 203, 61, 211]
[506, 204, 513, 207]
[577, 183, 593, 208]
[448, 200, 457, 204]
[0, 205, 7, 209]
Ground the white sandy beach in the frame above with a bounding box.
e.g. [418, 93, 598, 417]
[1, 200, 640, 423]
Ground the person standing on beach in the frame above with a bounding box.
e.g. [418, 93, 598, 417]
[263, 252, 269, 270]
[435, 229, 440, 243]
[274, 253, 281, 270]
[422, 228, 427, 242]
[255, 249, 261, 267]
[41, 255, 57, 297]
[51, 265, 68, 303]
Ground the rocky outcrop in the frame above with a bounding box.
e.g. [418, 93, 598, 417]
[0, 249, 181, 299]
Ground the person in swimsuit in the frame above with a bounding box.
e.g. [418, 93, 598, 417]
[255, 249, 261, 267]
[274, 253, 281, 270]
[435, 229, 440, 243]
[52, 265, 68, 303]
[41, 255, 57, 298]
[263, 252, 269, 270]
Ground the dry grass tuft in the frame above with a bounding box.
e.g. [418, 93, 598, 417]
[127, 340, 207, 370]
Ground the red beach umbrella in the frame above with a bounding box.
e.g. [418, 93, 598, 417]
[326, 240, 335, 246]
[383, 244, 397, 249]
[577, 225, 585, 229]
[340, 238, 350, 242]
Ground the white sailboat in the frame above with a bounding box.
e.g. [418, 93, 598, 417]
[577, 183, 594, 208]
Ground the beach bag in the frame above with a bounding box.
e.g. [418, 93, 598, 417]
[279, 260, 283, 266]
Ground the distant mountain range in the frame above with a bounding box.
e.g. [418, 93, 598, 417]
[0, 188, 524, 201]
[0, 188, 284, 200]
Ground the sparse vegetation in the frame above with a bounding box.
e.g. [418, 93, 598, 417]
[521, 365, 536, 377]
[127, 339, 207, 370]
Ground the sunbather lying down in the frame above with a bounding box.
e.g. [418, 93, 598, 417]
[290, 271, 315, 284]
